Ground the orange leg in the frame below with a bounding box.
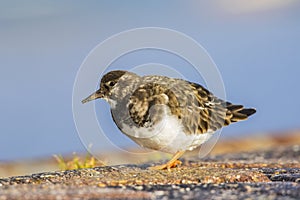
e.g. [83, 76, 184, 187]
[149, 150, 185, 171]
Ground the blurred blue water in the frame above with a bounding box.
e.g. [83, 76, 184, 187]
[1, 1, 300, 160]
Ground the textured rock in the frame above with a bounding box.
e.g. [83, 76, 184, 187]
[0, 145, 299, 199]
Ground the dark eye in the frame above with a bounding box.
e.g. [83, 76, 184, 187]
[109, 81, 115, 86]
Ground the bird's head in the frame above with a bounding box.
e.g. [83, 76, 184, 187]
[81, 70, 127, 104]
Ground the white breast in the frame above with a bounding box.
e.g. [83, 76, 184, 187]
[120, 113, 212, 154]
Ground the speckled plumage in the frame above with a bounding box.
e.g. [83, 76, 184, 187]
[82, 70, 256, 169]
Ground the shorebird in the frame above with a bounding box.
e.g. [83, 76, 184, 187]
[82, 70, 256, 170]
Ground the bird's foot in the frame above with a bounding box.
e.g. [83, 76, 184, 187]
[148, 159, 182, 171]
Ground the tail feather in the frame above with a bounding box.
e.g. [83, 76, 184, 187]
[225, 102, 256, 124]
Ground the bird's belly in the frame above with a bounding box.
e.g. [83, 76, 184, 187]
[120, 115, 213, 154]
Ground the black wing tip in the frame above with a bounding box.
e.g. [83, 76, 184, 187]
[239, 108, 256, 117]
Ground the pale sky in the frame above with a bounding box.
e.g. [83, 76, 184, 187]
[1, 1, 300, 160]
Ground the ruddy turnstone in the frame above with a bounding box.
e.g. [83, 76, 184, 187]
[82, 70, 256, 170]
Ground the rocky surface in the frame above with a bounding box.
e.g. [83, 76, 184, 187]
[0, 145, 299, 199]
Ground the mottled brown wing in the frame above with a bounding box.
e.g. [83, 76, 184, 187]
[185, 82, 228, 134]
[127, 80, 223, 133]
[128, 81, 255, 134]
[128, 83, 179, 128]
